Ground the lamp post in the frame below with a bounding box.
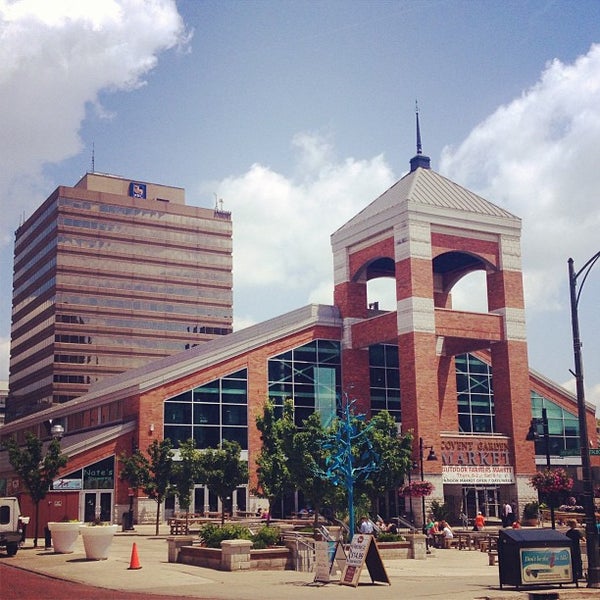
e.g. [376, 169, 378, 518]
[526, 408, 555, 528]
[568, 253, 600, 588]
[419, 437, 437, 552]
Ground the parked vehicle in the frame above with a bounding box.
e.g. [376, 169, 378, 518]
[0, 497, 25, 556]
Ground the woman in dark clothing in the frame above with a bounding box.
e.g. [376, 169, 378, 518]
[565, 519, 585, 580]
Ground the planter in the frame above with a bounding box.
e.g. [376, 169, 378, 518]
[48, 522, 82, 553]
[80, 524, 118, 560]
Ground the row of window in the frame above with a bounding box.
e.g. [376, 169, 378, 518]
[161, 341, 578, 460]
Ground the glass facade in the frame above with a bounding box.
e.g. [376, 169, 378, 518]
[267, 340, 341, 426]
[164, 369, 248, 449]
[456, 353, 496, 433]
[369, 344, 401, 423]
[530, 392, 580, 456]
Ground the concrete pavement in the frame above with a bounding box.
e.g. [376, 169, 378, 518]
[3, 525, 598, 600]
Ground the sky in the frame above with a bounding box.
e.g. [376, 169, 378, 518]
[1, 0, 600, 412]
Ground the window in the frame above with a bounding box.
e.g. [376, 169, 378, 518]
[164, 369, 248, 449]
[456, 354, 495, 433]
[369, 344, 401, 423]
[268, 340, 340, 426]
[530, 392, 580, 456]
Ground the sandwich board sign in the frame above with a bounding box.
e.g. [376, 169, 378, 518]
[314, 540, 347, 582]
[340, 534, 390, 587]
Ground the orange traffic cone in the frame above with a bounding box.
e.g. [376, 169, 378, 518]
[128, 542, 142, 570]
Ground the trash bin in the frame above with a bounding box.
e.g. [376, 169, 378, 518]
[498, 528, 575, 590]
[122, 512, 131, 531]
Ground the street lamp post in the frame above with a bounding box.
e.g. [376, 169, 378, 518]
[568, 254, 600, 588]
[419, 437, 437, 553]
[527, 408, 555, 528]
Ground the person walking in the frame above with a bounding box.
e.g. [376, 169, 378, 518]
[565, 519, 585, 580]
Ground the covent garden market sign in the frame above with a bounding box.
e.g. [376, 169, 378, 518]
[441, 436, 515, 485]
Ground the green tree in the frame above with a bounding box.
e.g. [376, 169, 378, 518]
[119, 438, 174, 535]
[196, 439, 248, 525]
[171, 438, 199, 530]
[358, 411, 412, 516]
[2, 433, 67, 547]
[287, 411, 338, 528]
[254, 399, 294, 523]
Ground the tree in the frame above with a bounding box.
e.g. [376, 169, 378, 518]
[196, 439, 248, 525]
[120, 438, 174, 535]
[171, 438, 199, 530]
[2, 433, 67, 547]
[287, 410, 338, 528]
[358, 411, 412, 516]
[254, 399, 294, 523]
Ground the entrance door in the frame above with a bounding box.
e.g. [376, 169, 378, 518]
[82, 491, 112, 523]
[463, 487, 500, 520]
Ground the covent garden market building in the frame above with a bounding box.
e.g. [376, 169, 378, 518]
[1, 148, 598, 530]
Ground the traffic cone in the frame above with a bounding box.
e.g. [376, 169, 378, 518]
[128, 542, 142, 570]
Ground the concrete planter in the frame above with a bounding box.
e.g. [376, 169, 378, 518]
[80, 524, 118, 560]
[48, 522, 82, 554]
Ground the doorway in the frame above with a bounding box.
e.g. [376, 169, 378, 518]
[82, 491, 112, 523]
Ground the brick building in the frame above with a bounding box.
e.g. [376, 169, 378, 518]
[0, 151, 597, 529]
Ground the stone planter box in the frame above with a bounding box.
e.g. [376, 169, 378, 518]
[48, 522, 82, 554]
[173, 534, 425, 571]
[176, 539, 293, 571]
[80, 524, 118, 560]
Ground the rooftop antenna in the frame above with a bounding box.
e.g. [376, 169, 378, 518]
[91, 142, 95, 173]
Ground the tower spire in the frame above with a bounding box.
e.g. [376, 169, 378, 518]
[416, 100, 422, 155]
[410, 100, 431, 172]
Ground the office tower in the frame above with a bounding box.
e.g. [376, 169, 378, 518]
[8, 173, 232, 420]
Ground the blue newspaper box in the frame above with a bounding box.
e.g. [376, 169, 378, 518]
[498, 528, 575, 590]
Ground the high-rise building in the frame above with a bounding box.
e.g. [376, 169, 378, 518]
[8, 173, 232, 420]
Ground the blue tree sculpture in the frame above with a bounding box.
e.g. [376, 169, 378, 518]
[316, 392, 379, 537]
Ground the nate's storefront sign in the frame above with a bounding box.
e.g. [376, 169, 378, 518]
[441, 437, 515, 485]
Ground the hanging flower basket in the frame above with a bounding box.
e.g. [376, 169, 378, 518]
[400, 481, 434, 498]
[529, 468, 574, 495]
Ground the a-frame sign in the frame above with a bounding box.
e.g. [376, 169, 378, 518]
[340, 534, 390, 587]
[314, 540, 347, 583]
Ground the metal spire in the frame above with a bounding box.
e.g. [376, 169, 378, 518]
[416, 100, 422, 155]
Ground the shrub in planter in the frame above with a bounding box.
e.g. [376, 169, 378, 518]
[251, 526, 281, 549]
[199, 523, 252, 548]
[522, 502, 540, 523]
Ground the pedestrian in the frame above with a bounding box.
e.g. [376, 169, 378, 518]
[565, 519, 585, 580]
[502, 501, 513, 527]
[359, 516, 374, 534]
[473, 511, 485, 531]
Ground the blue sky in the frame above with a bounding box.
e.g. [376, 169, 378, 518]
[1, 0, 600, 411]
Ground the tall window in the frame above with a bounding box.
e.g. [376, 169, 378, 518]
[369, 344, 401, 423]
[530, 392, 580, 457]
[267, 340, 340, 426]
[164, 369, 248, 449]
[456, 353, 495, 433]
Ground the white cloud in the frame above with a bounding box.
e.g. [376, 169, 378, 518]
[0, 0, 188, 230]
[440, 44, 600, 313]
[210, 132, 395, 327]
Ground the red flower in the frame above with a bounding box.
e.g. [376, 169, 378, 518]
[400, 481, 434, 497]
[529, 468, 573, 495]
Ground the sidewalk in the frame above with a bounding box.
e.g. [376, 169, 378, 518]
[4, 525, 598, 600]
